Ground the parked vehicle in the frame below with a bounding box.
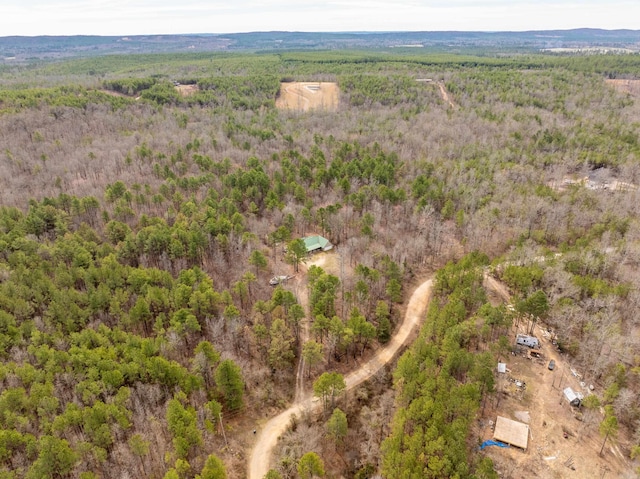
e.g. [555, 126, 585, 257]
[548, 359, 556, 370]
[269, 275, 292, 286]
[516, 334, 540, 349]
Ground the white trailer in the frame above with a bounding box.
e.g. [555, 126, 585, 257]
[516, 334, 540, 349]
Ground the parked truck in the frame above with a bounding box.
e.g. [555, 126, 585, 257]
[269, 275, 293, 286]
[516, 334, 540, 349]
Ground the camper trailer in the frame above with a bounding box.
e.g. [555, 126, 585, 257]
[516, 334, 540, 349]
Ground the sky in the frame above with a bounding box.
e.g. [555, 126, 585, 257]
[3, 0, 640, 37]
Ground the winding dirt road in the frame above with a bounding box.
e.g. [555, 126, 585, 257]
[247, 278, 433, 479]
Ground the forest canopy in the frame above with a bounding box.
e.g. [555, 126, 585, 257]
[0, 48, 640, 478]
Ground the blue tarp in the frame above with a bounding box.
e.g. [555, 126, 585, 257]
[480, 440, 510, 450]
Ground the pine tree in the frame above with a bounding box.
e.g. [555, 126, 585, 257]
[215, 359, 244, 411]
[326, 408, 348, 446]
[297, 452, 325, 479]
[197, 453, 227, 479]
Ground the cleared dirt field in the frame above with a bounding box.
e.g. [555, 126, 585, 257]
[606, 79, 640, 97]
[175, 84, 199, 96]
[275, 82, 339, 111]
[481, 277, 633, 479]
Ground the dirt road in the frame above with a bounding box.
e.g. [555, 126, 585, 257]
[247, 278, 433, 479]
[483, 272, 510, 302]
[293, 275, 310, 403]
[437, 81, 456, 109]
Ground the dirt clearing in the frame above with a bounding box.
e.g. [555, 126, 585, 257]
[606, 79, 640, 97]
[304, 249, 340, 276]
[480, 277, 633, 479]
[175, 84, 199, 96]
[275, 82, 339, 111]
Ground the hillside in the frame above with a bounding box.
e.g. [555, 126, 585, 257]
[2, 28, 640, 62]
[0, 50, 640, 479]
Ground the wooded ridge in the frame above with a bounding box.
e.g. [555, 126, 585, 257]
[2, 29, 640, 61]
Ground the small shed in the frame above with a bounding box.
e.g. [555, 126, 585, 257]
[563, 387, 583, 407]
[497, 363, 507, 374]
[303, 235, 333, 253]
[493, 416, 529, 450]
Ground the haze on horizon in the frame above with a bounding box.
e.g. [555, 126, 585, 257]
[3, 0, 640, 37]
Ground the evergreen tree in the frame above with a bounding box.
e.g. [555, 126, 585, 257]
[268, 318, 295, 370]
[313, 372, 346, 410]
[26, 435, 77, 479]
[599, 406, 619, 456]
[302, 340, 324, 377]
[197, 453, 227, 479]
[285, 238, 307, 273]
[215, 359, 244, 411]
[297, 452, 325, 479]
[248, 249, 268, 275]
[166, 396, 202, 459]
[326, 408, 348, 446]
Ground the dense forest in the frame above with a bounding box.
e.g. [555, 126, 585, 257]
[1, 49, 640, 478]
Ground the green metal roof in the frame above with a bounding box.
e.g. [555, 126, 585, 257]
[303, 235, 331, 252]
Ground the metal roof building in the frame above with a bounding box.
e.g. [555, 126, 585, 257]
[302, 235, 333, 253]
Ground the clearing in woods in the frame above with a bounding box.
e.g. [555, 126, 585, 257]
[100, 84, 199, 99]
[606, 78, 640, 97]
[175, 84, 199, 96]
[480, 276, 632, 479]
[275, 82, 339, 111]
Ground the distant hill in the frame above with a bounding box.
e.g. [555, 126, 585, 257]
[2, 29, 640, 61]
